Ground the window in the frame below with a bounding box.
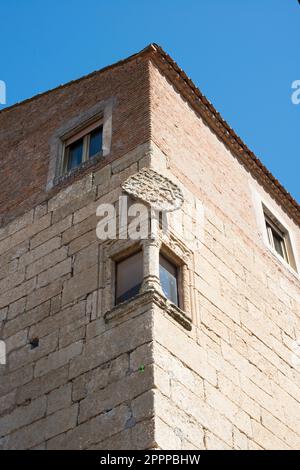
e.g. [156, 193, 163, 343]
[159, 254, 179, 306]
[264, 210, 297, 271]
[115, 251, 143, 305]
[63, 120, 103, 173]
[265, 216, 288, 261]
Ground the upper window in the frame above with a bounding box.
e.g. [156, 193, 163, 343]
[263, 209, 297, 271]
[115, 251, 143, 305]
[159, 253, 179, 306]
[63, 120, 103, 174]
[265, 216, 288, 261]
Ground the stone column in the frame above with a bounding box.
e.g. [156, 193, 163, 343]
[181, 263, 191, 318]
[141, 237, 162, 293]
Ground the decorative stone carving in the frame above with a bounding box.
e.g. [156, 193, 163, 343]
[121, 168, 184, 212]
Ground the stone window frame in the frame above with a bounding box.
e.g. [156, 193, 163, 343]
[159, 233, 193, 318]
[46, 98, 114, 191]
[251, 185, 299, 276]
[262, 204, 298, 272]
[102, 233, 193, 322]
[102, 238, 143, 315]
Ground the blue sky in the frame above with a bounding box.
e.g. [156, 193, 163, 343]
[0, 0, 299, 201]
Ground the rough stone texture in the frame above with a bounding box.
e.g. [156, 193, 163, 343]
[122, 168, 183, 211]
[0, 48, 300, 451]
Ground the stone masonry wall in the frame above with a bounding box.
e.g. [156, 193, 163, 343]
[0, 143, 160, 450]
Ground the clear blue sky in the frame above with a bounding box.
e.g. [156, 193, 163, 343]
[0, 0, 299, 201]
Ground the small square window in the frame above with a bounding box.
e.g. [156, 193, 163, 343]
[159, 253, 179, 306]
[115, 251, 143, 305]
[62, 120, 103, 174]
[263, 210, 297, 271]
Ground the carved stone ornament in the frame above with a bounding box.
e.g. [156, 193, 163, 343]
[121, 168, 184, 212]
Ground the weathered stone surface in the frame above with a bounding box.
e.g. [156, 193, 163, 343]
[46, 404, 130, 450]
[122, 168, 184, 212]
[0, 390, 16, 416]
[132, 389, 154, 422]
[34, 341, 83, 377]
[16, 366, 69, 404]
[69, 311, 152, 379]
[26, 279, 64, 311]
[7, 297, 26, 320]
[130, 342, 153, 372]
[0, 214, 51, 256]
[30, 216, 72, 249]
[45, 404, 78, 440]
[20, 237, 61, 269]
[8, 331, 58, 371]
[0, 364, 33, 397]
[0, 396, 46, 436]
[0, 278, 36, 310]
[73, 243, 98, 275]
[78, 367, 154, 423]
[28, 301, 86, 340]
[3, 301, 50, 339]
[93, 164, 111, 187]
[47, 383, 72, 415]
[5, 418, 47, 450]
[26, 246, 67, 280]
[6, 329, 28, 354]
[62, 265, 98, 306]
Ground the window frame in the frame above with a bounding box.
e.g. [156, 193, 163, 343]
[159, 250, 182, 308]
[114, 249, 143, 306]
[262, 205, 298, 272]
[265, 215, 289, 263]
[47, 99, 114, 191]
[62, 118, 103, 175]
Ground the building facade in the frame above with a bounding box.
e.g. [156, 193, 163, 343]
[0, 44, 300, 450]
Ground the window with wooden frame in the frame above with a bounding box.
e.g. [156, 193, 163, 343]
[263, 209, 297, 271]
[62, 119, 103, 174]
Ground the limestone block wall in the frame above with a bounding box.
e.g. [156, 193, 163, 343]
[0, 143, 160, 450]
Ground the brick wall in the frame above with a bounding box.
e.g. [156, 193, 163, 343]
[0, 56, 151, 225]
